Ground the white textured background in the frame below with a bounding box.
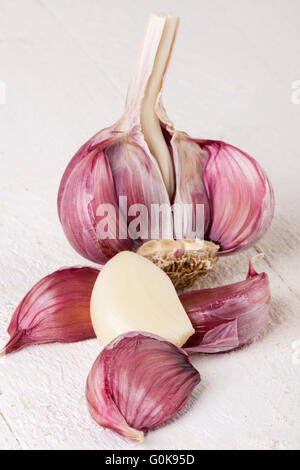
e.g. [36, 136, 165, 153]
[0, 0, 300, 450]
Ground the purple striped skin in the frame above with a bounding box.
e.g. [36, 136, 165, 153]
[158, 97, 275, 255]
[58, 127, 274, 264]
[199, 140, 275, 254]
[169, 134, 274, 253]
[86, 332, 200, 441]
[171, 132, 211, 237]
[0, 267, 99, 356]
[58, 125, 171, 265]
[58, 134, 133, 265]
[181, 260, 271, 353]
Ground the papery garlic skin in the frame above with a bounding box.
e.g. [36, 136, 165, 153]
[0, 267, 99, 355]
[180, 258, 271, 353]
[86, 331, 200, 441]
[90, 251, 195, 347]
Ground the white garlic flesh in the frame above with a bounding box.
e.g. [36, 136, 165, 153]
[90, 251, 195, 347]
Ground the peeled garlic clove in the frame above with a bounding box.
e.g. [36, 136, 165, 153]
[0, 267, 99, 355]
[86, 331, 200, 441]
[137, 238, 219, 289]
[91, 251, 195, 348]
[180, 257, 271, 353]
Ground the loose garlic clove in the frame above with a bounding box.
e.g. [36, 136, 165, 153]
[0, 267, 99, 356]
[181, 257, 271, 353]
[90, 251, 195, 347]
[137, 238, 219, 289]
[86, 332, 200, 441]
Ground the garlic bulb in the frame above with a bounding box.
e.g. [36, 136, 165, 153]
[181, 257, 271, 353]
[91, 251, 195, 348]
[86, 331, 200, 441]
[0, 267, 98, 355]
[58, 13, 274, 288]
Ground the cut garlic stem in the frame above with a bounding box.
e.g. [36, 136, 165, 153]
[126, 13, 179, 197]
[90, 251, 195, 347]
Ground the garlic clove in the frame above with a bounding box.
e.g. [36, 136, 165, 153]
[180, 257, 271, 353]
[157, 98, 275, 256]
[137, 238, 219, 289]
[0, 267, 99, 356]
[86, 331, 200, 441]
[90, 251, 195, 348]
[171, 133, 211, 238]
[58, 141, 133, 265]
[106, 133, 172, 242]
[201, 140, 275, 254]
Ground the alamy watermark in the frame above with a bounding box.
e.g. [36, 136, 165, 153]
[291, 80, 300, 104]
[291, 340, 300, 365]
[95, 196, 205, 241]
[0, 80, 6, 104]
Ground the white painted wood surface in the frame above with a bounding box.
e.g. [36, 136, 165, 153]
[0, 0, 300, 450]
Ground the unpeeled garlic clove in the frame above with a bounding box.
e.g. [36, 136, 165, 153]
[90, 251, 195, 348]
[0, 267, 99, 355]
[86, 331, 200, 441]
[200, 140, 274, 254]
[157, 100, 275, 254]
[180, 257, 271, 353]
[58, 141, 136, 264]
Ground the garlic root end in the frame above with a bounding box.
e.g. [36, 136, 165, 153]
[137, 238, 219, 289]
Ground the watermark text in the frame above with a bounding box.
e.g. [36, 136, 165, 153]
[95, 197, 205, 241]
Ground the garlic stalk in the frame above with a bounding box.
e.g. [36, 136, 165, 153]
[91, 251, 195, 348]
[58, 12, 274, 289]
[130, 13, 179, 197]
[86, 331, 200, 441]
[0, 267, 99, 355]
